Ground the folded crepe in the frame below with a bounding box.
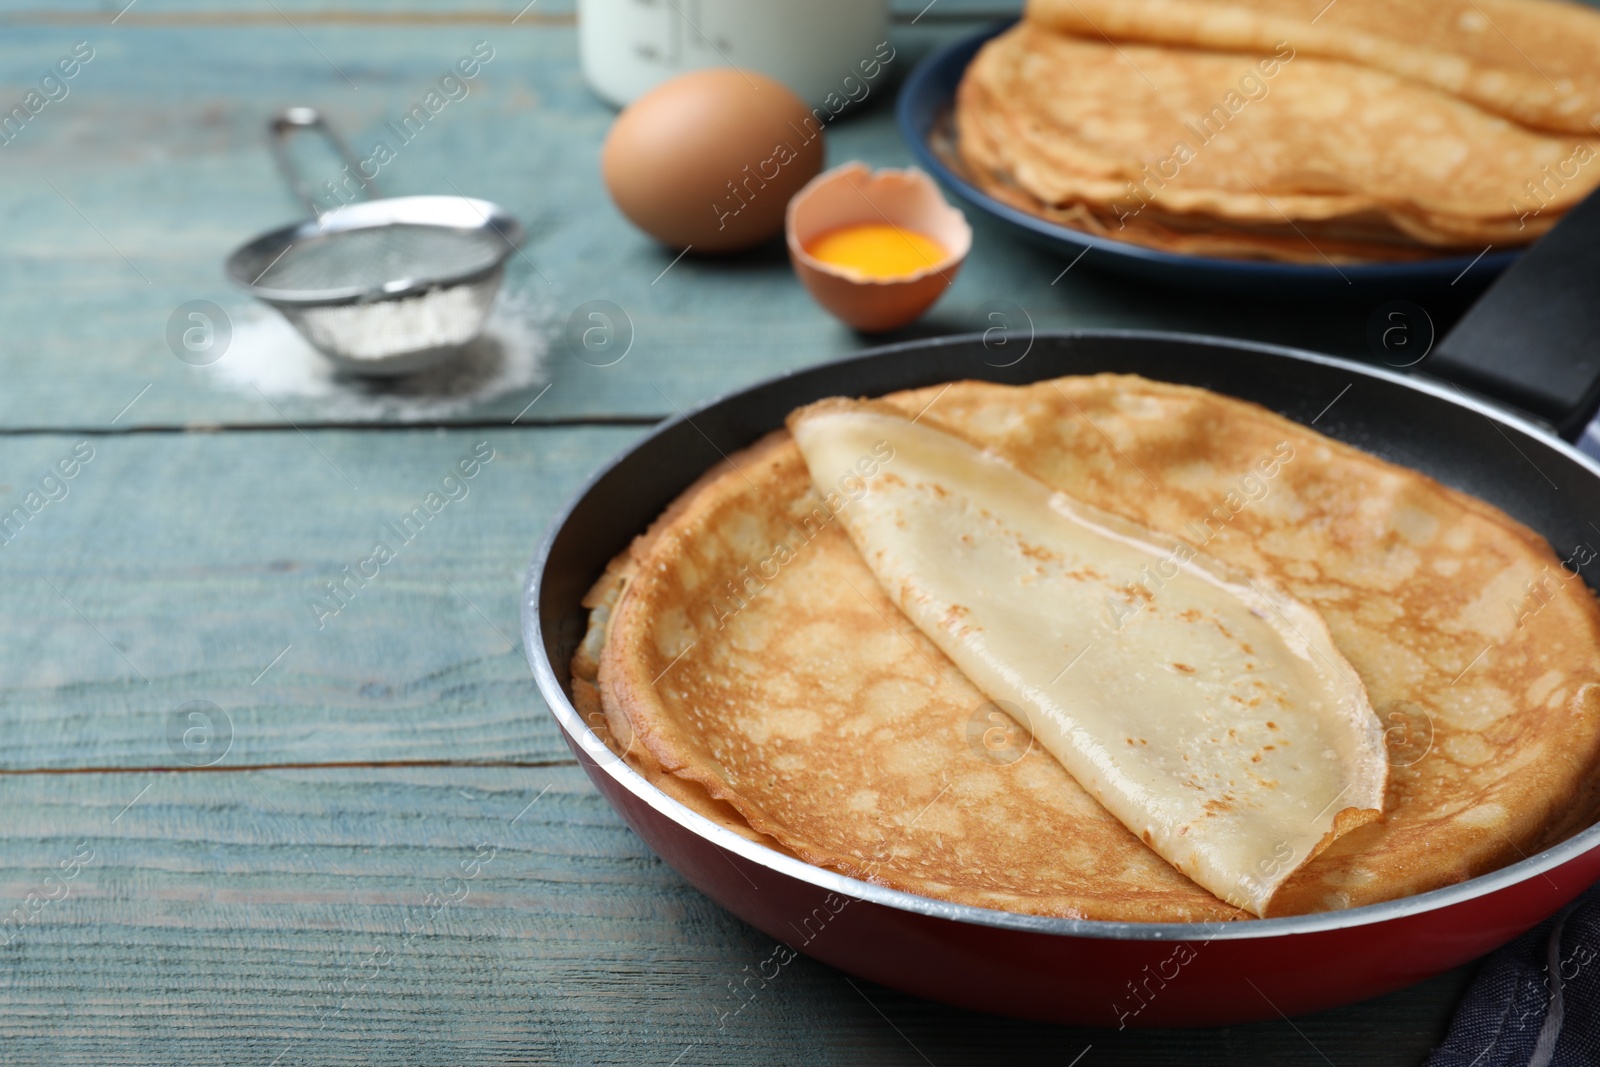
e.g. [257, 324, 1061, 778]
[579, 376, 1600, 921]
[787, 399, 1388, 915]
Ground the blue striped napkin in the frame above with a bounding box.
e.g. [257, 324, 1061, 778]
[1427, 880, 1600, 1066]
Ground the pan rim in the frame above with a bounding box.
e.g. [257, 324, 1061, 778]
[522, 328, 1600, 943]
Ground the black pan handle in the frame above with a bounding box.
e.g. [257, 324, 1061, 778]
[1426, 188, 1600, 442]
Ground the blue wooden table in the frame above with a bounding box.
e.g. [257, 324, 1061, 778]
[0, 2, 1477, 1062]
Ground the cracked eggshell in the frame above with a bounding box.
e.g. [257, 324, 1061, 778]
[786, 163, 972, 332]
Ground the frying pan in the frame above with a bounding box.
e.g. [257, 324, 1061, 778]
[521, 191, 1600, 1027]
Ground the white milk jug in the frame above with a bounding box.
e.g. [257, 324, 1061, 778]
[578, 0, 892, 109]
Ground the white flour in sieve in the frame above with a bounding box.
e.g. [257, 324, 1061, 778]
[208, 289, 550, 422]
[289, 284, 491, 361]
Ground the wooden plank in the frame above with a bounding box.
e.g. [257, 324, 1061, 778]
[0, 20, 1395, 434]
[0, 1, 1023, 23]
[0, 765, 1468, 1065]
[0, 424, 650, 771]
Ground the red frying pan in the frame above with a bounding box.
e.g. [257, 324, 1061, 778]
[521, 193, 1600, 1026]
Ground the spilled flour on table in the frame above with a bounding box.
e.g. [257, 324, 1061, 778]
[208, 291, 550, 422]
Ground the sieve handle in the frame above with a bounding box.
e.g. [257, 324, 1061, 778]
[268, 107, 381, 215]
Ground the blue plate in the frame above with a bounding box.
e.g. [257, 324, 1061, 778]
[895, 21, 1519, 296]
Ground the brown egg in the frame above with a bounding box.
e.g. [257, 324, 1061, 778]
[601, 68, 826, 253]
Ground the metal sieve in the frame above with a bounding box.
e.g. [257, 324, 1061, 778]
[225, 107, 526, 377]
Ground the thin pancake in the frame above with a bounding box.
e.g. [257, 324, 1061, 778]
[588, 376, 1600, 920]
[941, 112, 1465, 264]
[787, 400, 1387, 917]
[590, 431, 1247, 922]
[1028, 0, 1600, 136]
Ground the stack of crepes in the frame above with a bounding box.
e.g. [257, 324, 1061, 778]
[954, 0, 1600, 262]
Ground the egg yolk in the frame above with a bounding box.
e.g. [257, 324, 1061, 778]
[805, 223, 946, 280]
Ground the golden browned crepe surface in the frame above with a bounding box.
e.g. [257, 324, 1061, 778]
[579, 376, 1600, 921]
[953, 1, 1600, 262]
[1029, 0, 1600, 135]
